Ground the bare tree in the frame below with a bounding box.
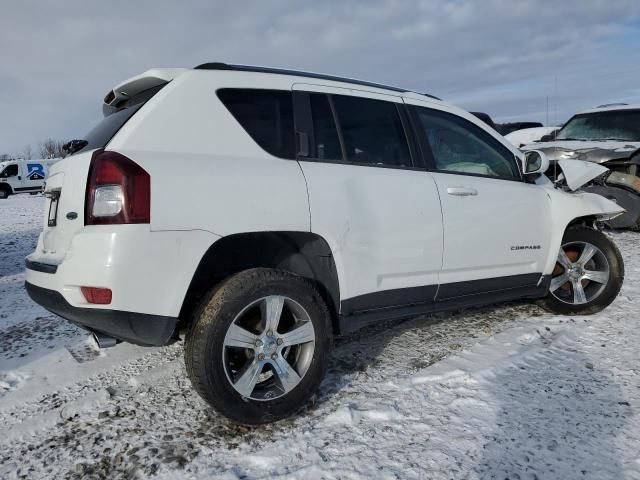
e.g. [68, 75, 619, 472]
[22, 145, 33, 160]
[0, 154, 12, 161]
[38, 139, 67, 159]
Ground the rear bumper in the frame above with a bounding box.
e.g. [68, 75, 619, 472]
[25, 281, 177, 346]
[25, 225, 219, 317]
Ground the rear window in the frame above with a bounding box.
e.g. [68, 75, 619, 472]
[78, 104, 144, 154]
[331, 94, 411, 167]
[217, 89, 295, 159]
[309, 94, 342, 161]
[74, 85, 164, 155]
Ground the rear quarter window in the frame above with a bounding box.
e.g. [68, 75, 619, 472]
[217, 89, 295, 160]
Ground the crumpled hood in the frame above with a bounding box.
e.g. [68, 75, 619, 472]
[521, 140, 640, 164]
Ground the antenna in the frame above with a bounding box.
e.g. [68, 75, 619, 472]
[554, 76, 558, 126]
[546, 95, 549, 126]
[552, 77, 559, 188]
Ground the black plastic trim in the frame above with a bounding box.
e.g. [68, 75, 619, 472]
[25, 259, 58, 274]
[195, 62, 441, 100]
[341, 285, 438, 316]
[25, 282, 177, 346]
[436, 272, 542, 300]
[339, 274, 550, 334]
[14, 186, 42, 192]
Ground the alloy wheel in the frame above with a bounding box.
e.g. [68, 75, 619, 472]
[222, 295, 316, 401]
[550, 241, 610, 305]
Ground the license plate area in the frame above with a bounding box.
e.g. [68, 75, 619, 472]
[46, 190, 61, 227]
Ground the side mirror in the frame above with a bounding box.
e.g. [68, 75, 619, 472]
[523, 150, 549, 175]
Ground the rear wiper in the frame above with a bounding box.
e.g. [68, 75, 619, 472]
[62, 139, 88, 155]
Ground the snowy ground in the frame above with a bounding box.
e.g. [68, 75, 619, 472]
[1, 194, 639, 479]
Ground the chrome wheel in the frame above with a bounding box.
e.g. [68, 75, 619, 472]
[222, 295, 316, 401]
[550, 241, 610, 305]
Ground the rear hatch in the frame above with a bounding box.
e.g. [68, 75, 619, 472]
[36, 69, 184, 262]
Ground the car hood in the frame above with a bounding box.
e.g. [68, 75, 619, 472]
[521, 140, 640, 164]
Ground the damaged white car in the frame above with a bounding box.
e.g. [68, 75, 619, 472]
[25, 65, 626, 424]
[522, 103, 640, 230]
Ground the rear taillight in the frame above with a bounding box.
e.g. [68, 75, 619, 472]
[85, 150, 150, 225]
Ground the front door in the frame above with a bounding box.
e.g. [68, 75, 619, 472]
[409, 103, 551, 299]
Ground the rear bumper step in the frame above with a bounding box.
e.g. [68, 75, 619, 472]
[25, 282, 178, 346]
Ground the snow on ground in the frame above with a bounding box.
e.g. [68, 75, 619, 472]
[1, 194, 639, 479]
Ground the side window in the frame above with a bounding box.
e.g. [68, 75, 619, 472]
[0, 164, 18, 178]
[332, 95, 411, 167]
[217, 89, 295, 159]
[414, 107, 520, 180]
[309, 94, 342, 161]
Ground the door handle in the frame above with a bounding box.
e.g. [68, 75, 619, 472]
[447, 187, 478, 196]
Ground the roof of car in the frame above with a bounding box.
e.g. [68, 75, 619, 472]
[578, 103, 640, 114]
[194, 62, 441, 100]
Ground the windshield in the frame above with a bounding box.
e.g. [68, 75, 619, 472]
[556, 109, 640, 141]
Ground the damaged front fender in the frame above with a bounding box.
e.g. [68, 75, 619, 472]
[554, 159, 609, 191]
[542, 188, 624, 274]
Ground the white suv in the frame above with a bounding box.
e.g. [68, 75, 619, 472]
[26, 64, 625, 424]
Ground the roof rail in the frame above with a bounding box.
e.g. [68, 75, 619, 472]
[595, 102, 628, 108]
[194, 62, 441, 100]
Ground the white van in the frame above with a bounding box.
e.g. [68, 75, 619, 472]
[0, 159, 59, 199]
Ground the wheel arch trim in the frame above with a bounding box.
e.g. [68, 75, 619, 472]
[179, 231, 341, 333]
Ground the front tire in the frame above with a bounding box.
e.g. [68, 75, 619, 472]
[0, 187, 9, 199]
[540, 227, 624, 315]
[185, 268, 332, 424]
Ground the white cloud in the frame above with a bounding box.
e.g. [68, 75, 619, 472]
[1, 0, 639, 153]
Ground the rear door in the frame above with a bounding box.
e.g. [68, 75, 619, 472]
[293, 84, 444, 315]
[407, 101, 551, 299]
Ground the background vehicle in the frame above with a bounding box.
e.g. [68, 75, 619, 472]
[498, 121, 544, 136]
[0, 159, 58, 199]
[505, 126, 559, 148]
[469, 112, 544, 137]
[25, 64, 624, 424]
[470, 111, 498, 130]
[522, 104, 640, 230]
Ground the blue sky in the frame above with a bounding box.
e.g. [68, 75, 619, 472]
[1, 0, 639, 155]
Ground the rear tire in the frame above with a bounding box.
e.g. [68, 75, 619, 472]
[540, 227, 623, 315]
[185, 268, 332, 424]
